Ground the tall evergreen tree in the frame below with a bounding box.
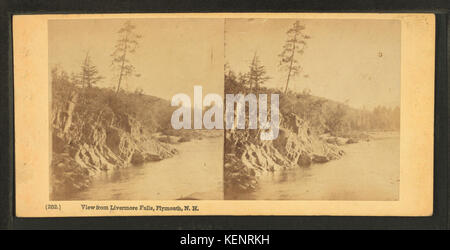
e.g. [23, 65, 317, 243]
[111, 21, 142, 93]
[279, 21, 310, 94]
[247, 52, 270, 92]
[78, 52, 103, 88]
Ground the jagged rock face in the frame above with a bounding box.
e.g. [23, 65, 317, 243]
[50, 98, 177, 199]
[50, 152, 91, 198]
[224, 113, 345, 194]
[224, 153, 258, 192]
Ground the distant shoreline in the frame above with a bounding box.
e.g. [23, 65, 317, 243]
[367, 130, 400, 140]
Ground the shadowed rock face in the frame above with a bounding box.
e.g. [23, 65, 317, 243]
[50, 98, 177, 200]
[224, 113, 345, 195]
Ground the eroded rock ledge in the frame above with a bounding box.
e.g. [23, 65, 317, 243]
[50, 103, 177, 200]
[224, 113, 345, 193]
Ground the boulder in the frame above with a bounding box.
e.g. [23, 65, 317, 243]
[336, 137, 348, 145]
[178, 136, 191, 143]
[312, 154, 329, 163]
[326, 137, 347, 146]
[131, 151, 145, 165]
[346, 138, 358, 144]
[297, 152, 312, 167]
[157, 135, 181, 144]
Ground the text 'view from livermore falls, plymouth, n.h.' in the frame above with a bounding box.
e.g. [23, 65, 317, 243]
[49, 18, 400, 202]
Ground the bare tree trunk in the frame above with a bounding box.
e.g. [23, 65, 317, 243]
[284, 35, 297, 94]
[63, 91, 78, 134]
[249, 51, 258, 93]
[116, 63, 125, 94]
[116, 35, 129, 94]
[284, 64, 293, 94]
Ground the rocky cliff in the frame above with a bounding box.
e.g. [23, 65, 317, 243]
[224, 113, 345, 194]
[50, 92, 177, 200]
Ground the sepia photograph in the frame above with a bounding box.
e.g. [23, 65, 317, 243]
[49, 18, 224, 201]
[2, 0, 448, 232]
[224, 18, 401, 200]
[13, 13, 434, 217]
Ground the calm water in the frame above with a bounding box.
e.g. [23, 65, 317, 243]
[71, 137, 224, 200]
[231, 134, 400, 201]
[70, 134, 399, 201]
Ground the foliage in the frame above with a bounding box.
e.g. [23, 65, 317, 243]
[52, 66, 76, 110]
[279, 20, 311, 93]
[111, 21, 142, 93]
[246, 52, 271, 92]
[51, 66, 172, 134]
[225, 67, 400, 136]
[73, 52, 104, 88]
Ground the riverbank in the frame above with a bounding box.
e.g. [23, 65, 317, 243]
[367, 131, 400, 140]
[228, 132, 400, 200]
[68, 136, 224, 200]
[50, 76, 225, 200]
[224, 113, 346, 196]
[50, 78, 184, 200]
[50, 111, 178, 200]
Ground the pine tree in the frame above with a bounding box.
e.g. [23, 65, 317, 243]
[247, 52, 270, 92]
[78, 52, 103, 88]
[111, 21, 142, 93]
[279, 21, 310, 94]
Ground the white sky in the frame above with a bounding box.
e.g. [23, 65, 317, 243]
[225, 18, 401, 109]
[49, 18, 224, 100]
[49, 18, 400, 109]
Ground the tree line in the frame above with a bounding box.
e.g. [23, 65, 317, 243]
[225, 20, 400, 136]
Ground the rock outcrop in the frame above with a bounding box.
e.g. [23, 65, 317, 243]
[224, 113, 344, 194]
[50, 95, 177, 200]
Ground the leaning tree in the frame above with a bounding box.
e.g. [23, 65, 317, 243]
[111, 21, 142, 94]
[279, 21, 310, 94]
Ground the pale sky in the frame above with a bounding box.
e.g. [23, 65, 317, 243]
[49, 18, 400, 109]
[49, 18, 224, 100]
[225, 18, 401, 109]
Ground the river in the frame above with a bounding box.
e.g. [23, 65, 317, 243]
[231, 133, 400, 201]
[69, 133, 399, 201]
[70, 136, 224, 200]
